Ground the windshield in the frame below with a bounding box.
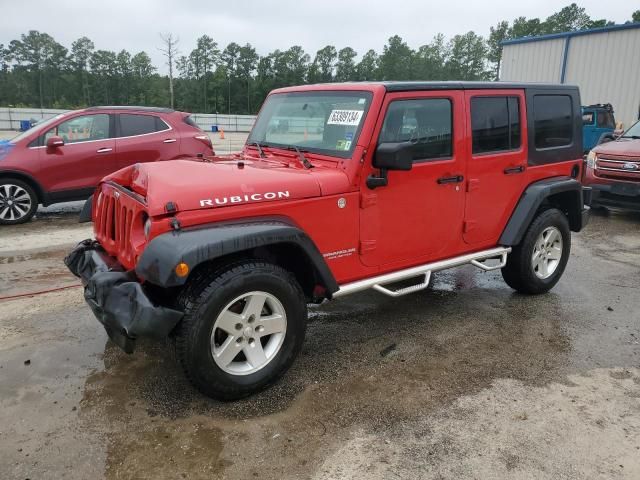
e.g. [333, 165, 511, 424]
[9, 114, 66, 143]
[247, 91, 373, 159]
[621, 120, 640, 138]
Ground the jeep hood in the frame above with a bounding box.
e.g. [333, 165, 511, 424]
[105, 158, 349, 216]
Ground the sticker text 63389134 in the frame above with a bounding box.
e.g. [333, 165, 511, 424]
[327, 110, 363, 126]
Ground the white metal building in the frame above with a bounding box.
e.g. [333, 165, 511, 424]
[500, 23, 640, 128]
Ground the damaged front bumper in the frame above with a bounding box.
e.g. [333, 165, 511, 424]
[64, 239, 183, 353]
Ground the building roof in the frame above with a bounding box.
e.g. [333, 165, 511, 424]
[501, 22, 640, 46]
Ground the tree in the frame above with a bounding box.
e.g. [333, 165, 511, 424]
[8, 31, 67, 108]
[309, 45, 337, 83]
[543, 3, 591, 33]
[158, 33, 179, 109]
[378, 35, 413, 80]
[412, 34, 447, 80]
[356, 49, 378, 80]
[632, 10, 640, 23]
[488, 21, 509, 80]
[116, 50, 132, 103]
[130, 51, 155, 104]
[71, 37, 94, 105]
[195, 35, 219, 112]
[445, 31, 489, 80]
[90, 50, 117, 103]
[335, 47, 357, 82]
[237, 44, 258, 113]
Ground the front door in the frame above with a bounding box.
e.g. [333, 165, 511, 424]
[359, 91, 467, 268]
[39, 113, 116, 193]
[463, 90, 527, 245]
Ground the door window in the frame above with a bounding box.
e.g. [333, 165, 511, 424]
[379, 98, 452, 162]
[471, 96, 520, 154]
[119, 114, 169, 137]
[596, 110, 615, 129]
[45, 114, 110, 144]
[582, 112, 594, 125]
[533, 95, 573, 149]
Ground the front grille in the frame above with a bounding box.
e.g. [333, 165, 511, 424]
[595, 155, 640, 180]
[94, 185, 139, 268]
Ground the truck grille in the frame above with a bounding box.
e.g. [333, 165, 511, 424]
[94, 183, 143, 269]
[595, 154, 640, 180]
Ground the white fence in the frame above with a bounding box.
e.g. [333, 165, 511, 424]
[0, 107, 257, 133]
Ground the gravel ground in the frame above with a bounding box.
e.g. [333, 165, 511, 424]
[0, 208, 639, 480]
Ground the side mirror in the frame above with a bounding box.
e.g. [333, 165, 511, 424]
[367, 142, 413, 189]
[46, 136, 64, 148]
[372, 142, 414, 171]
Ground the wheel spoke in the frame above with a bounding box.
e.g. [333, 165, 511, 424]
[216, 310, 243, 334]
[538, 258, 549, 277]
[243, 341, 267, 368]
[545, 228, 558, 246]
[1, 184, 10, 198]
[13, 203, 26, 215]
[214, 335, 241, 367]
[243, 293, 267, 319]
[0, 206, 9, 219]
[257, 314, 286, 337]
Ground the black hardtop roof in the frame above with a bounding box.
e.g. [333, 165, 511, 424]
[85, 106, 175, 113]
[378, 81, 579, 92]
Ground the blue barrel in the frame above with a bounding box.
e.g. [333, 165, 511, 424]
[211, 125, 218, 132]
[20, 120, 31, 131]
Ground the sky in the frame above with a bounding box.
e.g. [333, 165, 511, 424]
[1, 0, 637, 72]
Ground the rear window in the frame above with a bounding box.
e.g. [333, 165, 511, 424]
[119, 114, 169, 137]
[183, 115, 201, 129]
[533, 95, 573, 149]
[597, 110, 615, 129]
[471, 96, 520, 154]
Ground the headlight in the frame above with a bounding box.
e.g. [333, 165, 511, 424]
[143, 217, 152, 239]
[586, 150, 597, 169]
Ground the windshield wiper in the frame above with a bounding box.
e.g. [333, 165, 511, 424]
[284, 145, 314, 169]
[249, 141, 266, 158]
[621, 135, 640, 139]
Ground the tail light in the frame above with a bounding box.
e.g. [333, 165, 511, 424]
[195, 134, 213, 150]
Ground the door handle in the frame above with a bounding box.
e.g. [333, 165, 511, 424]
[163, 139, 177, 143]
[437, 175, 464, 184]
[96, 147, 112, 153]
[504, 165, 525, 175]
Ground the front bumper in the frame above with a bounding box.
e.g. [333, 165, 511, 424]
[590, 182, 640, 211]
[64, 239, 183, 353]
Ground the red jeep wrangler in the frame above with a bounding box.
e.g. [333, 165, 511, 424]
[66, 82, 590, 400]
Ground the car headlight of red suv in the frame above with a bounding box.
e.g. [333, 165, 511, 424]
[586, 150, 597, 169]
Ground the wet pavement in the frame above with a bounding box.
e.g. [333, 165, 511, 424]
[0, 208, 639, 479]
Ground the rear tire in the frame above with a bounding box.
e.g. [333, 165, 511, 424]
[0, 179, 38, 225]
[501, 208, 571, 294]
[175, 261, 307, 400]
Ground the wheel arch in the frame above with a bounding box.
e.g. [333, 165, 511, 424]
[0, 170, 45, 204]
[136, 219, 339, 301]
[500, 177, 586, 246]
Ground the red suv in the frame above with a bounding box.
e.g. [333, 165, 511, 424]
[584, 119, 640, 210]
[0, 106, 214, 224]
[67, 82, 589, 399]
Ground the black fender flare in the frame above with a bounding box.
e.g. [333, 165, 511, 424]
[499, 177, 588, 246]
[136, 220, 339, 296]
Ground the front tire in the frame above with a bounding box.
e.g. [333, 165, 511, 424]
[0, 179, 38, 225]
[501, 208, 571, 294]
[176, 261, 307, 400]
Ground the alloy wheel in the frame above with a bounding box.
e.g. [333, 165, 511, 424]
[211, 291, 287, 375]
[0, 184, 33, 222]
[531, 226, 563, 279]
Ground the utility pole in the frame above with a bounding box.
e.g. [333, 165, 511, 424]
[158, 33, 179, 109]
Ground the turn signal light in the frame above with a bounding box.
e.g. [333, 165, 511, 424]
[175, 262, 190, 277]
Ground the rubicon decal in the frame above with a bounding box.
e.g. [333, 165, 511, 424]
[200, 191, 290, 207]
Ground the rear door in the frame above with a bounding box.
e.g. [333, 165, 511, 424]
[359, 90, 467, 267]
[463, 90, 527, 245]
[114, 113, 181, 169]
[39, 113, 116, 193]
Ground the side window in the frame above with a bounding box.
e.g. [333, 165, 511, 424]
[119, 114, 168, 137]
[597, 111, 615, 129]
[44, 114, 110, 144]
[533, 95, 573, 149]
[582, 112, 594, 125]
[379, 98, 452, 162]
[471, 96, 520, 154]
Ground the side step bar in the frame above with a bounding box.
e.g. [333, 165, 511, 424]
[333, 247, 511, 298]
